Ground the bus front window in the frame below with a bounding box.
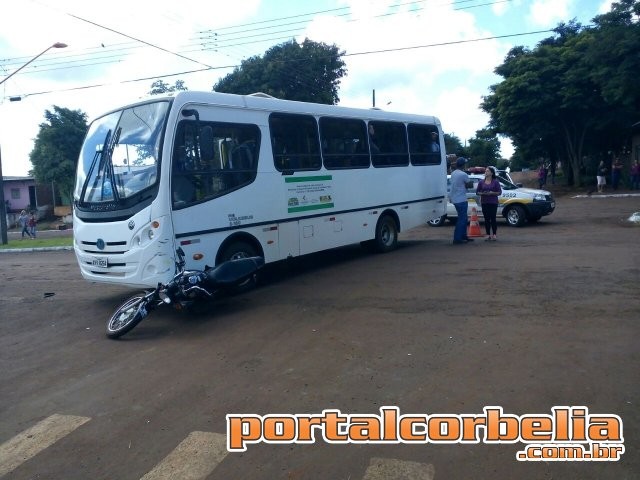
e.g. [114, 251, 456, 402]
[74, 101, 170, 213]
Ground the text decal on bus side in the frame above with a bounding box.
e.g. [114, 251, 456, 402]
[286, 176, 334, 213]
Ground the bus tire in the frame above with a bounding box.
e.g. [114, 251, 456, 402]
[219, 241, 260, 293]
[374, 215, 398, 253]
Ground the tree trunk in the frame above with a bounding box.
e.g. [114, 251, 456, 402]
[560, 120, 587, 188]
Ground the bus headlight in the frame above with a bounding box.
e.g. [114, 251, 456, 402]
[148, 229, 155, 240]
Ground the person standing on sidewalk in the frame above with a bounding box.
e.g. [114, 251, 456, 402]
[537, 162, 548, 189]
[450, 157, 474, 245]
[18, 210, 33, 239]
[596, 160, 607, 193]
[611, 157, 623, 190]
[631, 159, 640, 190]
[28, 212, 37, 239]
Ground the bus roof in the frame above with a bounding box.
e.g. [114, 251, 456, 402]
[112, 90, 441, 127]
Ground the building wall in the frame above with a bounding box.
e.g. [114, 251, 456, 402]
[3, 179, 34, 212]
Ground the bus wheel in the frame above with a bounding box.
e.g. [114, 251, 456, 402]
[374, 215, 398, 253]
[220, 241, 259, 293]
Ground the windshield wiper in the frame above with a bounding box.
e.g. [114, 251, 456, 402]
[80, 129, 112, 203]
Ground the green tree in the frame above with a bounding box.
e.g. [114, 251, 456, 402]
[444, 133, 465, 157]
[149, 79, 188, 95]
[482, 22, 599, 186]
[482, 1, 640, 186]
[466, 129, 502, 167]
[586, 0, 640, 145]
[29, 106, 88, 206]
[214, 39, 347, 104]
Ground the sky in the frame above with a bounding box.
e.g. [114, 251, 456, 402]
[0, 0, 614, 176]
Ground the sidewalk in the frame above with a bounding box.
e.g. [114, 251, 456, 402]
[0, 228, 74, 253]
[7, 228, 73, 240]
[0, 245, 73, 253]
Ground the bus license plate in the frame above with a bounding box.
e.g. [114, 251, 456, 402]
[92, 257, 108, 268]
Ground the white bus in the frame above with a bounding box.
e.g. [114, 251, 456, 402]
[73, 91, 447, 289]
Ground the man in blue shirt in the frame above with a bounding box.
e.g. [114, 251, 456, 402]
[430, 132, 440, 153]
[450, 157, 474, 244]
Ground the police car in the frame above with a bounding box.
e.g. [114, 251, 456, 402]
[429, 173, 555, 227]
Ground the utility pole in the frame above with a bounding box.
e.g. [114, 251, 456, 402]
[0, 42, 67, 244]
[0, 146, 8, 244]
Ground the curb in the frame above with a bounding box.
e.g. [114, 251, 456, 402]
[0, 246, 73, 254]
[571, 193, 640, 198]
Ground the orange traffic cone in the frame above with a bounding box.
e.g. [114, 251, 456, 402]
[467, 207, 483, 237]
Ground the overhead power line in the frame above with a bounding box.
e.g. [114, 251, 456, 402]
[5, 28, 555, 101]
[1, 0, 512, 77]
[344, 28, 556, 57]
[65, 12, 216, 69]
[197, 0, 496, 35]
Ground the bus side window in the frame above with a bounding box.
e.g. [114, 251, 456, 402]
[369, 121, 409, 167]
[269, 113, 321, 172]
[320, 117, 369, 169]
[172, 175, 197, 207]
[200, 125, 215, 167]
[172, 120, 260, 208]
[408, 124, 442, 165]
[231, 141, 255, 170]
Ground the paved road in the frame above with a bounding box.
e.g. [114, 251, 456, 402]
[0, 195, 638, 479]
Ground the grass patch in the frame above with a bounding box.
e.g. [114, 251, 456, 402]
[0, 237, 73, 250]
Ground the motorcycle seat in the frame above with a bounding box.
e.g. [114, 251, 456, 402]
[205, 257, 264, 286]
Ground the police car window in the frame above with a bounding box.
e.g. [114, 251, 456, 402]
[499, 178, 517, 190]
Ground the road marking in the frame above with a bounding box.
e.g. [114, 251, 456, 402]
[363, 457, 435, 480]
[0, 414, 91, 477]
[140, 431, 228, 480]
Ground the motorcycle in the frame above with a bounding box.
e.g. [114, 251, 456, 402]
[106, 247, 264, 339]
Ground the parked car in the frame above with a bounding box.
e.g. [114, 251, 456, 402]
[429, 174, 555, 227]
[466, 167, 521, 186]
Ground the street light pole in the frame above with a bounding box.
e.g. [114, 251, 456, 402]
[0, 42, 67, 87]
[0, 42, 67, 244]
[0, 146, 8, 244]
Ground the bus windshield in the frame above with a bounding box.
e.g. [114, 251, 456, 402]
[74, 101, 170, 210]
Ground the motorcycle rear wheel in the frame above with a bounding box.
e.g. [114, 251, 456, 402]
[106, 294, 148, 339]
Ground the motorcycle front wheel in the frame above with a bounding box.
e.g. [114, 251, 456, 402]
[106, 294, 148, 339]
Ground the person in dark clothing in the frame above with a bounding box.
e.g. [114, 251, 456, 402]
[597, 160, 607, 193]
[476, 166, 502, 241]
[611, 157, 623, 190]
